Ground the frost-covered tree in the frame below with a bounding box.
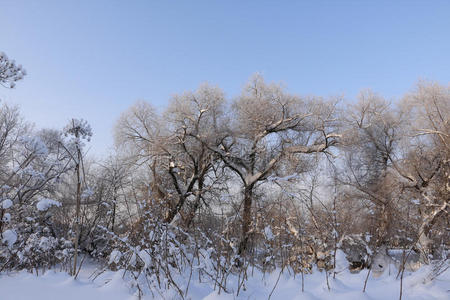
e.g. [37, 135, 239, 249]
[338, 82, 449, 264]
[0, 113, 74, 271]
[0, 52, 26, 89]
[340, 91, 404, 248]
[202, 74, 340, 256]
[62, 118, 92, 276]
[115, 84, 227, 226]
[398, 82, 449, 260]
[98, 155, 130, 233]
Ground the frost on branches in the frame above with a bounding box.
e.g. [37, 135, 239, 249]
[0, 73, 448, 299]
[63, 118, 92, 141]
[0, 52, 26, 88]
[0, 107, 75, 271]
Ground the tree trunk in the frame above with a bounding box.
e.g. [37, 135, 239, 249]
[238, 185, 253, 255]
[164, 196, 186, 224]
[72, 148, 81, 276]
[185, 177, 204, 228]
[111, 193, 116, 233]
[375, 203, 391, 248]
[416, 203, 447, 262]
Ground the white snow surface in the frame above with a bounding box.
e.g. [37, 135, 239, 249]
[36, 198, 61, 211]
[2, 199, 13, 209]
[2, 212, 11, 222]
[0, 269, 134, 300]
[264, 225, 274, 240]
[0, 262, 449, 300]
[1, 229, 17, 248]
[108, 249, 122, 264]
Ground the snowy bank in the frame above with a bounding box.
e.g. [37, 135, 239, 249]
[1, 265, 448, 300]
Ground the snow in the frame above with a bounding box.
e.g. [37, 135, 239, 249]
[38, 236, 54, 251]
[81, 187, 94, 199]
[64, 118, 93, 141]
[1, 229, 17, 248]
[2, 199, 13, 209]
[199, 267, 449, 300]
[0, 264, 448, 299]
[264, 225, 274, 240]
[334, 249, 349, 271]
[108, 249, 122, 264]
[20, 135, 48, 156]
[0, 270, 134, 300]
[3, 212, 11, 222]
[36, 198, 61, 211]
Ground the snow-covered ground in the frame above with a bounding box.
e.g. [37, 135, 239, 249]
[0, 270, 133, 300]
[1, 264, 448, 300]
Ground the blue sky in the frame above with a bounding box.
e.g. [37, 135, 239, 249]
[1, 0, 449, 155]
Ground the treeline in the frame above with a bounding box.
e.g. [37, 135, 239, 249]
[0, 52, 448, 296]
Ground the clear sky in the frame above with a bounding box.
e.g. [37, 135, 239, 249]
[1, 0, 449, 156]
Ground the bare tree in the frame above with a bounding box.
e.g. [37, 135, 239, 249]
[198, 74, 340, 256]
[98, 155, 130, 233]
[339, 82, 449, 263]
[340, 90, 404, 248]
[398, 81, 449, 259]
[115, 84, 227, 225]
